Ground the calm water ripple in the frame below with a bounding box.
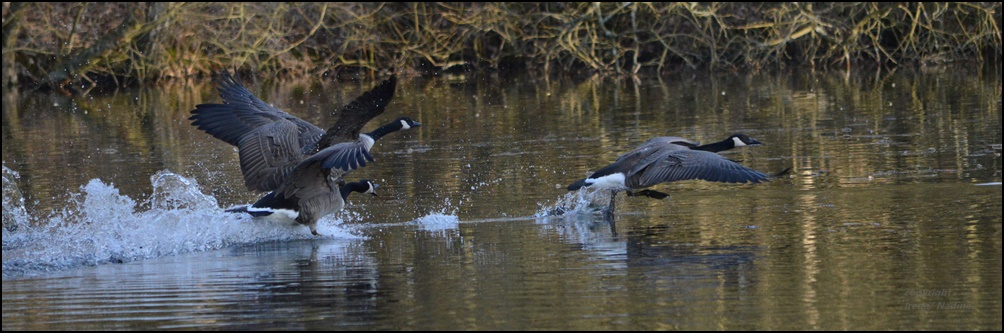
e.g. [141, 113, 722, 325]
[3, 68, 1001, 330]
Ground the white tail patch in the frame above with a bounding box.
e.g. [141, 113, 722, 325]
[247, 206, 299, 223]
[584, 173, 627, 191]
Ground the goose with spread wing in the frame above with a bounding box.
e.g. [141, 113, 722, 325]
[189, 69, 420, 192]
[567, 134, 789, 214]
[190, 69, 420, 235]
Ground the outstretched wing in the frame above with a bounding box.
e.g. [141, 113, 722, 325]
[190, 70, 323, 147]
[630, 150, 774, 188]
[276, 139, 374, 198]
[312, 140, 375, 174]
[189, 70, 325, 192]
[235, 120, 307, 192]
[315, 75, 397, 150]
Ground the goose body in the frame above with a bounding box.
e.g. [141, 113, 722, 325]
[227, 180, 378, 235]
[568, 134, 786, 213]
[189, 70, 419, 192]
[191, 69, 419, 235]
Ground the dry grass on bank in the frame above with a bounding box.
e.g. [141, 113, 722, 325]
[2, 2, 1000, 91]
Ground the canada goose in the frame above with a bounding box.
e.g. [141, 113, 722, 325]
[226, 179, 378, 235]
[189, 69, 420, 192]
[567, 134, 787, 214]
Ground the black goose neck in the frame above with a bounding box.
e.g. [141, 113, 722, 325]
[340, 182, 369, 199]
[694, 139, 733, 153]
[365, 121, 402, 141]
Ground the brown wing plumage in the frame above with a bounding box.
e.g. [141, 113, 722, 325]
[275, 140, 374, 199]
[190, 70, 396, 192]
[190, 70, 324, 148]
[190, 70, 323, 192]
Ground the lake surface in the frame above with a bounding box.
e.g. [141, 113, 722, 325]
[3, 67, 1001, 330]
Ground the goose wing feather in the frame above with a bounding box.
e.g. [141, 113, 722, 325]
[316, 76, 397, 149]
[236, 120, 306, 192]
[631, 150, 772, 188]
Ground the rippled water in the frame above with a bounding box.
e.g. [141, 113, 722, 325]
[3, 68, 1001, 330]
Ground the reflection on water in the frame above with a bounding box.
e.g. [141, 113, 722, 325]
[2, 67, 1001, 330]
[5, 239, 382, 330]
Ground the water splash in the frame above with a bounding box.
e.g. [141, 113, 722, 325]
[534, 189, 610, 218]
[412, 197, 460, 233]
[2, 165, 29, 234]
[413, 213, 460, 233]
[2, 168, 360, 278]
[531, 189, 629, 254]
[149, 170, 220, 211]
[533, 190, 625, 262]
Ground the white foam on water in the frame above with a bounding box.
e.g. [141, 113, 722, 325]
[2, 168, 361, 278]
[412, 197, 460, 233]
[413, 213, 461, 233]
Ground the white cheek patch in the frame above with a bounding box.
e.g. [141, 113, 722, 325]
[400, 119, 411, 130]
[733, 137, 746, 147]
[585, 173, 627, 190]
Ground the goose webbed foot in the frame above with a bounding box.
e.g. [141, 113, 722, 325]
[603, 191, 618, 215]
[772, 167, 794, 178]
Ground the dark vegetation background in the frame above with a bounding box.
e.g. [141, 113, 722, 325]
[2, 2, 1001, 92]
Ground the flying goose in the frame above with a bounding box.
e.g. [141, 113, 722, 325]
[226, 179, 378, 235]
[567, 134, 788, 214]
[189, 69, 420, 192]
[190, 69, 419, 235]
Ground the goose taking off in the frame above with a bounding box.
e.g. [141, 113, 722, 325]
[226, 180, 378, 236]
[567, 134, 788, 214]
[190, 69, 420, 235]
[189, 69, 420, 192]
